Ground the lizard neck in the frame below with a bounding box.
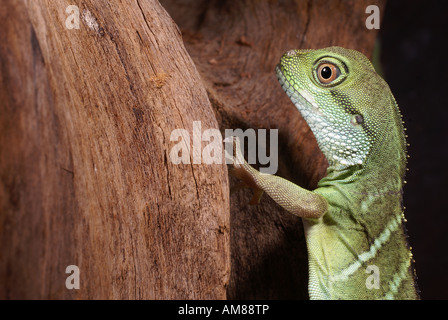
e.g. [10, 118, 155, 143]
[321, 160, 404, 199]
[318, 102, 407, 208]
[311, 126, 418, 299]
[315, 121, 408, 242]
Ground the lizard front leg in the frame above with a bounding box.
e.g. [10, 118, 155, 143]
[226, 136, 327, 219]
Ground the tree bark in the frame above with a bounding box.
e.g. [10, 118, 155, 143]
[0, 0, 385, 299]
[0, 0, 229, 299]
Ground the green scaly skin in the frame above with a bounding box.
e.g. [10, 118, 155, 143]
[230, 47, 419, 299]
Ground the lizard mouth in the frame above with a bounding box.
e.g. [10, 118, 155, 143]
[275, 64, 320, 115]
[275, 65, 294, 98]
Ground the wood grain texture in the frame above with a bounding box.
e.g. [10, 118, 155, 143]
[161, 0, 386, 299]
[0, 0, 229, 299]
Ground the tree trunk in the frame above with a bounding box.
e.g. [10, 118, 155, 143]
[0, 0, 384, 299]
[0, 0, 229, 299]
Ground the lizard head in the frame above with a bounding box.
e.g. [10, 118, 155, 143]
[276, 46, 406, 173]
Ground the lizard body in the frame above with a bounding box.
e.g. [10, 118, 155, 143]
[230, 47, 419, 299]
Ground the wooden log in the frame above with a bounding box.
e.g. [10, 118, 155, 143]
[0, 0, 229, 299]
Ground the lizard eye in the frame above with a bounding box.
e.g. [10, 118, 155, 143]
[317, 63, 340, 84]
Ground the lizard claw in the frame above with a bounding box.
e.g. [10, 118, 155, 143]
[224, 136, 264, 205]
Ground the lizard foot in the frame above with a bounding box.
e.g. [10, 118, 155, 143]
[225, 136, 264, 205]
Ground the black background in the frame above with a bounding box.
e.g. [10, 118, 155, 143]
[380, 0, 448, 299]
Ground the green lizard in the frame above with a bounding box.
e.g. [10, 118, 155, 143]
[229, 47, 419, 299]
